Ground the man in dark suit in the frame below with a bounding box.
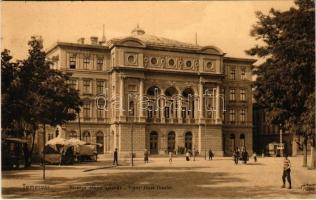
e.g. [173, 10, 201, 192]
[113, 148, 118, 166]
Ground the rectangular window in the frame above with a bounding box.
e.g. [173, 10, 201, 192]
[68, 79, 78, 90]
[229, 89, 236, 101]
[83, 57, 90, 70]
[230, 68, 236, 80]
[241, 68, 246, 80]
[83, 103, 91, 119]
[96, 80, 104, 94]
[69, 56, 76, 69]
[240, 109, 246, 122]
[229, 109, 236, 122]
[83, 80, 91, 94]
[97, 109, 104, 119]
[96, 58, 103, 71]
[240, 89, 246, 101]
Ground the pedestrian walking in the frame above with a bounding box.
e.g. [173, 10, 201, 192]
[113, 148, 118, 166]
[282, 155, 292, 189]
[241, 148, 249, 164]
[144, 149, 149, 163]
[185, 151, 190, 161]
[253, 152, 257, 162]
[193, 147, 196, 161]
[233, 148, 240, 165]
[208, 148, 214, 160]
[169, 151, 173, 163]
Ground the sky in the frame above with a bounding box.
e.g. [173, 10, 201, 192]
[1, 1, 295, 60]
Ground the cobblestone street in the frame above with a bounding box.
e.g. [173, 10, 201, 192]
[2, 155, 316, 198]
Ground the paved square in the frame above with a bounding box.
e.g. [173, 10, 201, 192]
[2, 156, 316, 198]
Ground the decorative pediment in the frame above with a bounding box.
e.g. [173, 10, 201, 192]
[199, 46, 224, 55]
[117, 37, 146, 48]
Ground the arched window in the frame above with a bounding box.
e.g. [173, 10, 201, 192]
[167, 131, 176, 152]
[182, 88, 195, 119]
[83, 131, 90, 143]
[146, 86, 160, 96]
[165, 87, 178, 119]
[146, 86, 161, 119]
[165, 87, 178, 97]
[240, 134, 245, 148]
[185, 132, 193, 150]
[149, 131, 158, 154]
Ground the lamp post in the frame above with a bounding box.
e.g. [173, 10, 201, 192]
[128, 94, 139, 167]
[43, 125, 46, 180]
[204, 89, 209, 160]
[279, 124, 283, 157]
[131, 114, 134, 167]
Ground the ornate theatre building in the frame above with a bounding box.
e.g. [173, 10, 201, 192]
[46, 26, 255, 157]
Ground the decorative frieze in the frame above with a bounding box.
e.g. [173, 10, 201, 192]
[124, 52, 138, 66]
[144, 54, 200, 72]
[203, 59, 216, 72]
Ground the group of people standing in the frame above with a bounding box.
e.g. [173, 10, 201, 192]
[112, 148, 215, 165]
[113, 147, 293, 190]
[185, 148, 214, 161]
[232, 147, 250, 164]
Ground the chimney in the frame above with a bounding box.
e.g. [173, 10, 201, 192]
[90, 36, 98, 45]
[77, 37, 85, 44]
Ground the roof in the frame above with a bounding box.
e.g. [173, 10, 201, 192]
[47, 25, 227, 56]
[107, 25, 225, 55]
[223, 56, 257, 64]
[46, 42, 109, 55]
[109, 28, 201, 50]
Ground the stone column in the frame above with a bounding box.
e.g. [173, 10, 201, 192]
[160, 97, 165, 123]
[119, 75, 125, 119]
[199, 81, 204, 120]
[139, 79, 144, 119]
[177, 98, 182, 123]
[216, 85, 221, 123]
[173, 100, 176, 120]
[194, 94, 198, 121]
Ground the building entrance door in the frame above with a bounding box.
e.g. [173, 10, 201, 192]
[185, 132, 192, 150]
[150, 132, 158, 154]
[96, 132, 104, 154]
[167, 132, 175, 152]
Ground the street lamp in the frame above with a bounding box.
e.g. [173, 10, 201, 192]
[204, 89, 209, 160]
[131, 115, 134, 167]
[279, 124, 283, 157]
[128, 94, 139, 167]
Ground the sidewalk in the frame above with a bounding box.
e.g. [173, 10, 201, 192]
[2, 155, 315, 198]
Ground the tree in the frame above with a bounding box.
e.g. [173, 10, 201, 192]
[247, 0, 315, 167]
[1, 36, 82, 167]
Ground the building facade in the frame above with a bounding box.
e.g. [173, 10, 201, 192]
[253, 103, 312, 156]
[46, 26, 255, 157]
